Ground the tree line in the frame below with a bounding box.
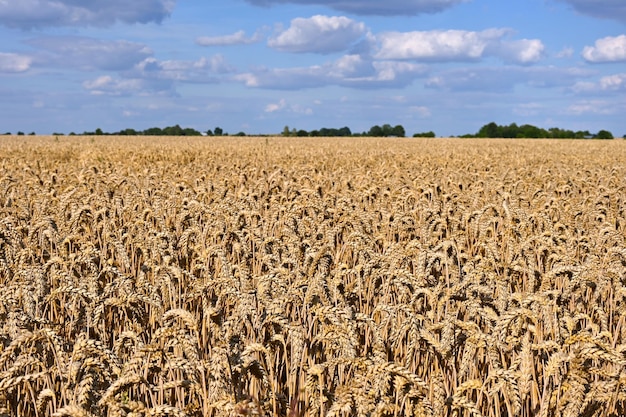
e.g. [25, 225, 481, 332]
[3, 122, 621, 139]
[281, 124, 411, 137]
[463, 122, 616, 139]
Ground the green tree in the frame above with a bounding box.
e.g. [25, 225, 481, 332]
[282, 126, 291, 137]
[391, 125, 406, 137]
[413, 131, 435, 138]
[206, 129, 213, 136]
[95, 128, 103, 135]
[144, 127, 163, 135]
[338, 126, 352, 136]
[478, 122, 500, 138]
[368, 125, 383, 137]
[501, 123, 519, 138]
[596, 130, 613, 139]
[381, 124, 393, 136]
[214, 127, 223, 136]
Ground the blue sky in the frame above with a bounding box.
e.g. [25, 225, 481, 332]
[0, 0, 625, 136]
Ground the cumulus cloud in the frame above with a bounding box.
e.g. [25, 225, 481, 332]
[265, 98, 287, 112]
[133, 55, 234, 82]
[426, 66, 593, 92]
[0, 52, 32, 73]
[0, 0, 175, 29]
[375, 29, 507, 61]
[246, 0, 467, 16]
[572, 73, 626, 93]
[498, 39, 545, 64]
[558, 0, 626, 23]
[409, 105, 432, 118]
[196, 30, 264, 47]
[264, 98, 313, 114]
[373, 29, 545, 64]
[235, 54, 427, 89]
[81, 54, 234, 97]
[26, 37, 153, 71]
[566, 99, 620, 115]
[556, 47, 574, 59]
[83, 75, 145, 96]
[582, 35, 626, 63]
[268, 15, 367, 54]
[513, 102, 544, 116]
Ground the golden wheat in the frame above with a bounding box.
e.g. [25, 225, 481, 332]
[0, 135, 625, 416]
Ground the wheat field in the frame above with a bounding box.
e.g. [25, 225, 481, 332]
[0, 135, 625, 417]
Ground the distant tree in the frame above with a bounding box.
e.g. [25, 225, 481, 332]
[297, 129, 309, 137]
[118, 128, 138, 136]
[391, 125, 406, 137]
[182, 127, 202, 136]
[413, 131, 435, 138]
[95, 128, 103, 135]
[501, 123, 518, 138]
[368, 125, 383, 137]
[477, 122, 500, 138]
[596, 130, 613, 139]
[29, 132, 36, 135]
[214, 127, 223, 136]
[309, 130, 320, 137]
[206, 129, 214, 136]
[143, 127, 163, 135]
[338, 126, 352, 136]
[518, 124, 546, 138]
[235, 131, 246, 136]
[17, 131, 24, 136]
[381, 124, 393, 136]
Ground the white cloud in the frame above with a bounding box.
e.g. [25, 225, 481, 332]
[264, 98, 312, 115]
[556, 47, 574, 59]
[134, 55, 234, 82]
[246, 0, 468, 16]
[499, 39, 545, 64]
[265, 99, 286, 112]
[582, 35, 626, 63]
[196, 30, 264, 46]
[558, 0, 626, 23]
[26, 37, 153, 71]
[375, 29, 507, 61]
[81, 56, 231, 96]
[513, 102, 544, 116]
[409, 105, 432, 117]
[374, 29, 545, 64]
[0, 0, 175, 28]
[268, 15, 367, 54]
[566, 100, 620, 115]
[235, 54, 427, 89]
[599, 73, 626, 89]
[83, 76, 145, 96]
[0, 52, 32, 73]
[572, 73, 626, 93]
[426, 66, 593, 92]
